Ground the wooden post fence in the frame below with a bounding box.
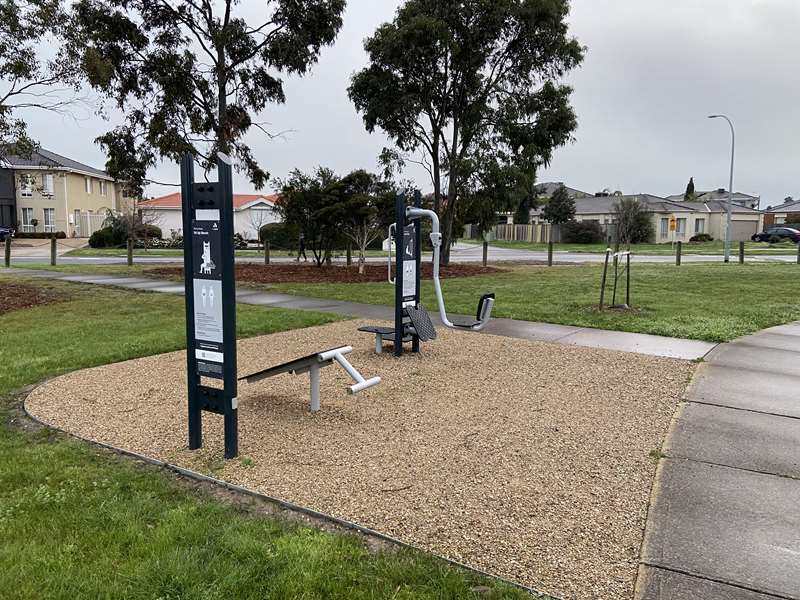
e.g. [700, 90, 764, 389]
[50, 235, 56, 266]
[482, 240, 488, 266]
[4, 236, 10, 267]
[127, 238, 134, 266]
[264, 240, 270, 265]
[675, 241, 682, 266]
[547, 241, 553, 266]
[738, 241, 745, 264]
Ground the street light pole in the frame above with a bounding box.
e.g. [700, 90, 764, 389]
[708, 114, 735, 263]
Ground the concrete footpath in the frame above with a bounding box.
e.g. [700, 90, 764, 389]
[4, 267, 715, 360]
[637, 323, 800, 599]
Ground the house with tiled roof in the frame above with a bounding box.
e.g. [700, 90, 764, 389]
[138, 192, 281, 239]
[763, 197, 800, 227]
[530, 192, 763, 243]
[0, 147, 132, 236]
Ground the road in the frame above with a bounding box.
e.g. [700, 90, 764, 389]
[7, 240, 800, 265]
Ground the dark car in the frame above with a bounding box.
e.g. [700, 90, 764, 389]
[0, 225, 14, 242]
[752, 227, 800, 243]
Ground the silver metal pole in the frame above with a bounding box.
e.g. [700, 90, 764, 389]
[309, 363, 320, 413]
[709, 114, 735, 263]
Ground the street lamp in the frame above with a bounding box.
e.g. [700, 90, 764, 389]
[708, 114, 735, 263]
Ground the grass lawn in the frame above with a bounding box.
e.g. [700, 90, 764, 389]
[270, 263, 800, 343]
[481, 239, 799, 255]
[0, 278, 528, 599]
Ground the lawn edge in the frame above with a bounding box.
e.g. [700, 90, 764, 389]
[19, 379, 554, 600]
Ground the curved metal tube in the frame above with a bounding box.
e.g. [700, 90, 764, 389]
[406, 207, 493, 331]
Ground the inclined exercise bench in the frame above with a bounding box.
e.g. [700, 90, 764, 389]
[358, 303, 437, 354]
[239, 346, 380, 412]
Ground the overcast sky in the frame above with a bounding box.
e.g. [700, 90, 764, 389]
[24, 0, 800, 207]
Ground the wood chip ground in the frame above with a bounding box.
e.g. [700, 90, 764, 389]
[26, 320, 693, 600]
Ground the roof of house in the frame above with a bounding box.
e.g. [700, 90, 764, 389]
[0, 147, 112, 180]
[666, 190, 760, 204]
[765, 199, 800, 213]
[535, 182, 590, 199]
[573, 194, 696, 215]
[139, 192, 279, 210]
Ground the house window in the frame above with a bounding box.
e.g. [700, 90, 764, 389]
[695, 218, 705, 234]
[20, 176, 33, 197]
[43, 208, 55, 233]
[660, 218, 669, 237]
[100, 180, 107, 196]
[43, 173, 54, 196]
[85, 177, 92, 194]
[676, 218, 687, 234]
[21, 207, 34, 232]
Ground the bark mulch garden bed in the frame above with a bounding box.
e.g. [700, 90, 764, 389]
[27, 320, 694, 600]
[0, 283, 70, 315]
[148, 263, 505, 285]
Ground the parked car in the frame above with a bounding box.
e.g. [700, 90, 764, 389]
[0, 225, 14, 242]
[752, 227, 800, 243]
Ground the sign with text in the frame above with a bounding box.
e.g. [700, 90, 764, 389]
[191, 219, 224, 378]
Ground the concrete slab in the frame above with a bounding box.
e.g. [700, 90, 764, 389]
[58, 275, 120, 283]
[118, 280, 175, 290]
[93, 277, 152, 286]
[666, 403, 800, 477]
[147, 285, 185, 294]
[482, 319, 584, 342]
[636, 566, 779, 600]
[763, 322, 800, 338]
[735, 332, 800, 352]
[560, 328, 715, 360]
[268, 298, 354, 311]
[688, 364, 800, 418]
[238, 293, 307, 306]
[708, 344, 800, 378]
[642, 459, 800, 599]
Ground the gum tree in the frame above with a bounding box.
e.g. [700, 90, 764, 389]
[349, 0, 584, 263]
[72, 0, 345, 195]
[0, 0, 81, 155]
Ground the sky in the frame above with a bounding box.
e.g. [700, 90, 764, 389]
[23, 0, 800, 208]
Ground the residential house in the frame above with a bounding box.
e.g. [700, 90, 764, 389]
[138, 192, 281, 239]
[666, 188, 761, 210]
[536, 193, 763, 243]
[523, 182, 591, 225]
[0, 147, 129, 236]
[763, 198, 800, 226]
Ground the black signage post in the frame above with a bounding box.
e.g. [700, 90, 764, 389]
[181, 153, 238, 459]
[393, 190, 422, 356]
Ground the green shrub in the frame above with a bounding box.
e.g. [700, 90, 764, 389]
[88, 227, 117, 248]
[562, 220, 604, 244]
[768, 234, 783, 244]
[689, 233, 714, 243]
[259, 222, 298, 249]
[13, 231, 67, 239]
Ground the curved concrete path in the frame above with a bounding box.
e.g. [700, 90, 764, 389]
[4, 267, 715, 360]
[637, 323, 800, 599]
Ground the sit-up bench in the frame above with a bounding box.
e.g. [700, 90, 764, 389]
[239, 346, 380, 412]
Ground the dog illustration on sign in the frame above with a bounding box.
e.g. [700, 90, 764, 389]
[200, 241, 215, 275]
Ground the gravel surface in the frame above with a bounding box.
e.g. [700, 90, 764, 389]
[26, 320, 693, 599]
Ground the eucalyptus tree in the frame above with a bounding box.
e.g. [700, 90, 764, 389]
[349, 0, 584, 262]
[73, 0, 345, 194]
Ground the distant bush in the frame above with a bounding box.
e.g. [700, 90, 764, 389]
[88, 227, 116, 248]
[689, 233, 714, 243]
[768, 234, 783, 244]
[89, 223, 163, 248]
[259, 222, 298, 249]
[561, 220, 604, 244]
[233, 233, 247, 249]
[14, 231, 67, 239]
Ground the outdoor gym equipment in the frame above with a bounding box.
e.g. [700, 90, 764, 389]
[240, 346, 381, 412]
[361, 191, 495, 356]
[599, 247, 632, 310]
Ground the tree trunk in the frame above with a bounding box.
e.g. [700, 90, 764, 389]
[441, 175, 459, 265]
